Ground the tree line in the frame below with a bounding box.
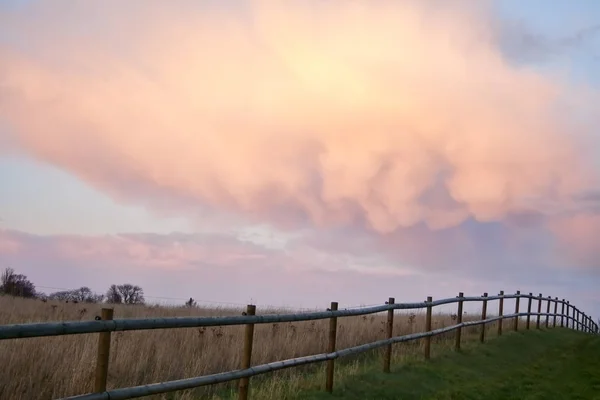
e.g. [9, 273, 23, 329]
[0, 267, 146, 305]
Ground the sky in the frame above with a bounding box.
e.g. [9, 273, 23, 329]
[1, 1, 599, 317]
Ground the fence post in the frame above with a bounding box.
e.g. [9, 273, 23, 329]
[480, 293, 488, 343]
[424, 296, 433, 359]
[553, 297, 558, 328]
[561, 299, 565, 328]
[325, 301, 338, 393]
[497, 290, 504, 336]
[585, 315, 590, 332]
[545, 296, 550, 329]
[575, 308, 579, 331]
[585, 315, 589, 332]
[383, 297, 395, 373]
[455, 292, 464, 351]
[94, 308, 114, 393]
[588, 316, 591, 332]
[238, 304, 256, 400]
[514, 290, 520, 332]
[526, 293, 532, 330]
[536, 293, 542, 329]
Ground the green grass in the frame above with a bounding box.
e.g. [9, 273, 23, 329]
[293, 328, 600, 400]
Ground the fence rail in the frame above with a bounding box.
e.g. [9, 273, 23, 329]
[0, 292, 597, 400]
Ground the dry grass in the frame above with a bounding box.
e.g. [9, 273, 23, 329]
[0, 295, 521, 400]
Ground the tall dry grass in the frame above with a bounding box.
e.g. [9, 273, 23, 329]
[0, 294, 517, 400]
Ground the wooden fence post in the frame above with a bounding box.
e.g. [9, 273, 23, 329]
[94, 308, 114, 393]
[553, 297, 558, 328]
[545, 296, 551, 329]
[588, 316, 591, 332]
[514, 290, 520, 332]
[480, 293, 488, 343]
[325, 301, 338, 393]
[497, 291, 504, 336]
[455, 292, 464, 351]
[561, 299, 565, 328]
[424, 296, 432, 359]
[575, 309, 579, 331]
[238, 304, 256, 400]
[383, 297, 394, 373]
[567, 301, 571, 329]
[526, 293, 532, 330]
[536, 293, 542, 330]
[585, 315, 589, 332]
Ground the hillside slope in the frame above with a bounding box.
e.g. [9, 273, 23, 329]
[295, 328, 600, 400]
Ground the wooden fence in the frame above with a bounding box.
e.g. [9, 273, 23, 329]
[0, 291, 597, 400]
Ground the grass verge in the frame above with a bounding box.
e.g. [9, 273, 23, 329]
[290, 328, 600, 400]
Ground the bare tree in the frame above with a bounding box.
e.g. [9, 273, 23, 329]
[48, 287, 104, 303]
[106, 284, 145, 305]
[0, 267, 36, 298]
[106, 284, 122, 304]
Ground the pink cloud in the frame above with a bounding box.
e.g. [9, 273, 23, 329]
[1, 0, 600, 314]
[0, 228, 431, 309]
[1, 228, 598, 317]
[548, 212, 600, 269]
[0, 230, 276, 270]
[0, 0, 597, 237]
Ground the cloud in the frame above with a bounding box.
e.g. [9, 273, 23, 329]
[1, 1, 598, 233]
[0, 0, 599, 294]
[497, 20, 600, 64]
[0, 228, 438, 309]
[2, 228, 598, 315]
[548, 211, 600, 269]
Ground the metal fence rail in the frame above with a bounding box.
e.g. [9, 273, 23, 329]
[0, 291, 597, 400]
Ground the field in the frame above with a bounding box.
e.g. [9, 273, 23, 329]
[297, 328, 600, 399]
[0, 294, 516, 400]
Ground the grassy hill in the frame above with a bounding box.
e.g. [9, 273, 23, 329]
[293, 328, 600, 400]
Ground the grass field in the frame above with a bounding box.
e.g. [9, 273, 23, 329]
[0, 294, 513, 400]
[293, 328, 600, 400]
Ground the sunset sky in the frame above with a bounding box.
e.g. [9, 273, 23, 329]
[1, 1, 599, 316]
